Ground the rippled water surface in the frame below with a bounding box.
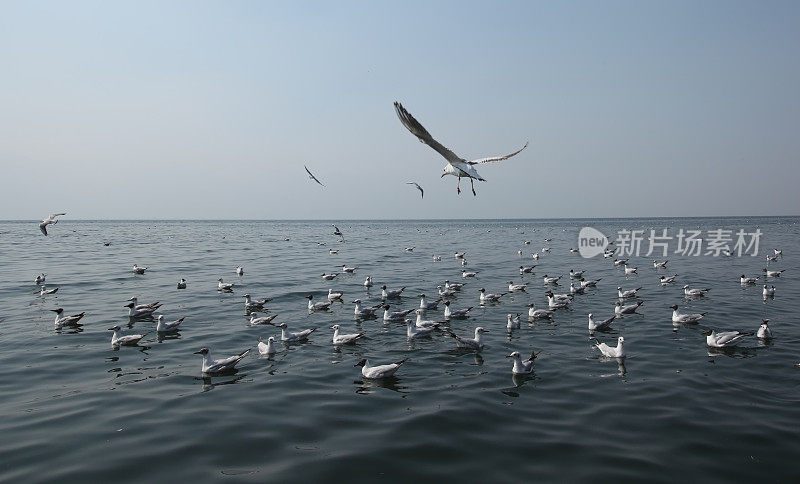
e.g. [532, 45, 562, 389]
[1, 218, 799, 482]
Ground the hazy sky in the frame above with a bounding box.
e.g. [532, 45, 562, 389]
[1, 0, 798, 220]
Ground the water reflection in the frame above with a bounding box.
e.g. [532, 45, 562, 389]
[354, 376, 408, 394]
[198, 374, 245, 392]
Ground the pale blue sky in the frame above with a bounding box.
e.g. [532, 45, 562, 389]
[1, 0, 798, 219]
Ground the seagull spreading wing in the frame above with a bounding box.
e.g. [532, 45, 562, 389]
[304, 165, 325, 186]
[39, 213, 66, 235]
[332, 224, 345, 242]
[394, 101, 528, 196]
[406, 182, 424, 198]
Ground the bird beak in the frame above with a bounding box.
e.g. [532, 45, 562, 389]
[440, 173, 446, 178]
[193, 350, 203, 354]
[505, 354, 513, 358]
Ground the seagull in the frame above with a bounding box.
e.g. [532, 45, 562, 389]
[342, 264, 357, 273]
[274, 322, 317, 342]
[177, 278, 187, 289]
[382, 305, 415, 322]
[405, 318, 435, 340]
[507, 281, 527, 292]
[194, 347, 249, 374]
[462, 269, 478, 278]
[236, 266, 244, 276]
[596, 336, 625, 358]
[327, 288, 344, 301]
[249, 313, 278, 326]
[156, 315, 185, 332]
[304, 165, 325, 186]
[322, 273, 338, 281]
[443, 300, 472, 319]
[659, 275, 678, 285]
[541, 247, 551, 253]
[520, 265, 536, 274]
[740, 275, 759, 285]
[243, 294, 270, 311]
[579, 277, 601, 288]
[329, 249, 339, 255]
[532, 253, 540, 260]
[132, 264, 148, 275]
[506, 313, 522, 330]
[444, 280, 465, 291]
[526, 303, 553, 319]
[614, 300, 643, 315]
[704, 329, 752, 348]
[569, 282, 585, 295]
[670, 305, 706, 324]
[257, 336, 277, 356]
[447, 327, 488, 351]
[545, 292, 570, 309]
[355, 358, 408, 379]
[624, 265, 638, 275]
[507, 351, 536, 374]
[394, 101, 528, 196]
[381, 285, 405, 299]
[613, 258, 628, 266]
[363, 276, 373, 287]
[51, 308, 85, 328]
[217, 278, 234, 291]
[617, 286, 642, 299]
[542, 275, 561, 285]
[332, 224, 345, 241]
[757, 319, 772, 339]
[763, 285, 776, 298]
[306, 294, 332, 312]
[762, 269, 785, 278]
[683, 285, 710, 298]
[128, 297, 160, 311]
[413, 309, 442, 329]
[437, 285, 457, 297]
[39, 213, 65, 235]
[406, 182, 424, 198]
[353, 299, 381, 318]
[773, 249, 782, 257]
[569, 269, 584, 279]
[653, 260, 668, 269]
[35, 273, 46, 285]
[588, 313, 615, 331]
[432, 255, 442, 261]
[419, 294, 441, 310]
[331, 324, 366, 345]
[125, 302, 161, 318]
[454, 252, 466, 259]
[109, 326, 147, 346]
[404, 247, 415, 252]
[38, 285, 58, 296]
[479, 288, 505, 303]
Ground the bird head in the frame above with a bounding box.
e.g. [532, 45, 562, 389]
[108, 325, 121, 331]
[193, 348, 209, 355]
[354, 358, 367, 367]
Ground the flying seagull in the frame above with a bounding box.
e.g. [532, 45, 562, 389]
[394, 101, 528, 196]
[406, 181, 424, 198]
[39, 213, 66, 235]
[304, 165, 325, 186]
[332, 224, 345, 242]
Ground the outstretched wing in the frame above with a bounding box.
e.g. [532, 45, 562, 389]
[394, 102, 463, 164]
[406, 182, 424, 198]
[39, 223, 48, 235]
[304, 166, 324, 186]
[468, 141, 529, 165]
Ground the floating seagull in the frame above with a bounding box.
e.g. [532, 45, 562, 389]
[569, 282, 585, 295]
[617, 286, 642, 299]
[322, 273, 338, 281]
[613, 258, 628, 266]
[437, 285, 457, 297]
[704, 329, 751, 348]
[545, 292, 570, 309]
[342, 264, 357, 273]
[353, 299, 381, 318]
[527, 303, 553, 320]
[579, 277, 601, 288]
[447, 326, 488, 351]
[329, 249, 339, 255]
[624, 265, 638, 275]
[454, 252, 466, 259]
[257, 336, 277, 356]
[740, 275, 759, 285]
[653, 260, 668, 269]
[194, 347, 249, 374]
[588, 313, 615, 331]
[156, 315, 185, 332]
[243, 294, 271, 311]
[462, 269, 478, 278]
[683, 285, 710, 298]
[659, 275, 678, 285]
[381, 285, 405, 299]
[51, 308, 85, 328]
[542, 275, 561, 285]
[236, 266, 244, 276]
[405, 319, 435, 340]
[177, 278, 187, 289]
[413, 309, 442, 329]
[306, 294, 332, 312]
[38, 285, 58, 296]
[109, 326, 147, 346]
[331, 324, 366, 345]
[479, 288, 505, 304]
[670, 305, 706, 324]
[132, 264, 147, 275]
[569, 269, 584, 279]
[507, 351, 536, 374]
[327, 288, 344, 301]
[217, 278, 234, 291]
[763, 285, 776, 298]
[506, 313, 522, 330]
[35, 273, 46, 285]
[419, 294, 441, 310]
[249, 313, 278, 326]
[274, 322, 317, 342]
[443, 300, 473, 319]
[507, 281, 527, 292]
[404, 247, 415, 252]
[541, 247, 551, 253]
[614, 300, 642, 315]
[355, 358, 408, 379]
[125, 302, 161, 318]
[520, 265, 536, 274]
[39, 213, 65, 235]
[394, 101, 528, 196]
[532, 253, 540, 260]
[757, 320, 772, 339]
[444, 280, 465, 291]
[432, 255, 442, 261]
[363, 276, 373, 287]
[773, 249, 782, 257]
[596, 336, 625, 358]
[128, 297, 160, 311]
[304, 165, 325, 186]
[762, 269, 785, 278]
[382, 305, 415, 322]
[406, 181, 424, 198]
